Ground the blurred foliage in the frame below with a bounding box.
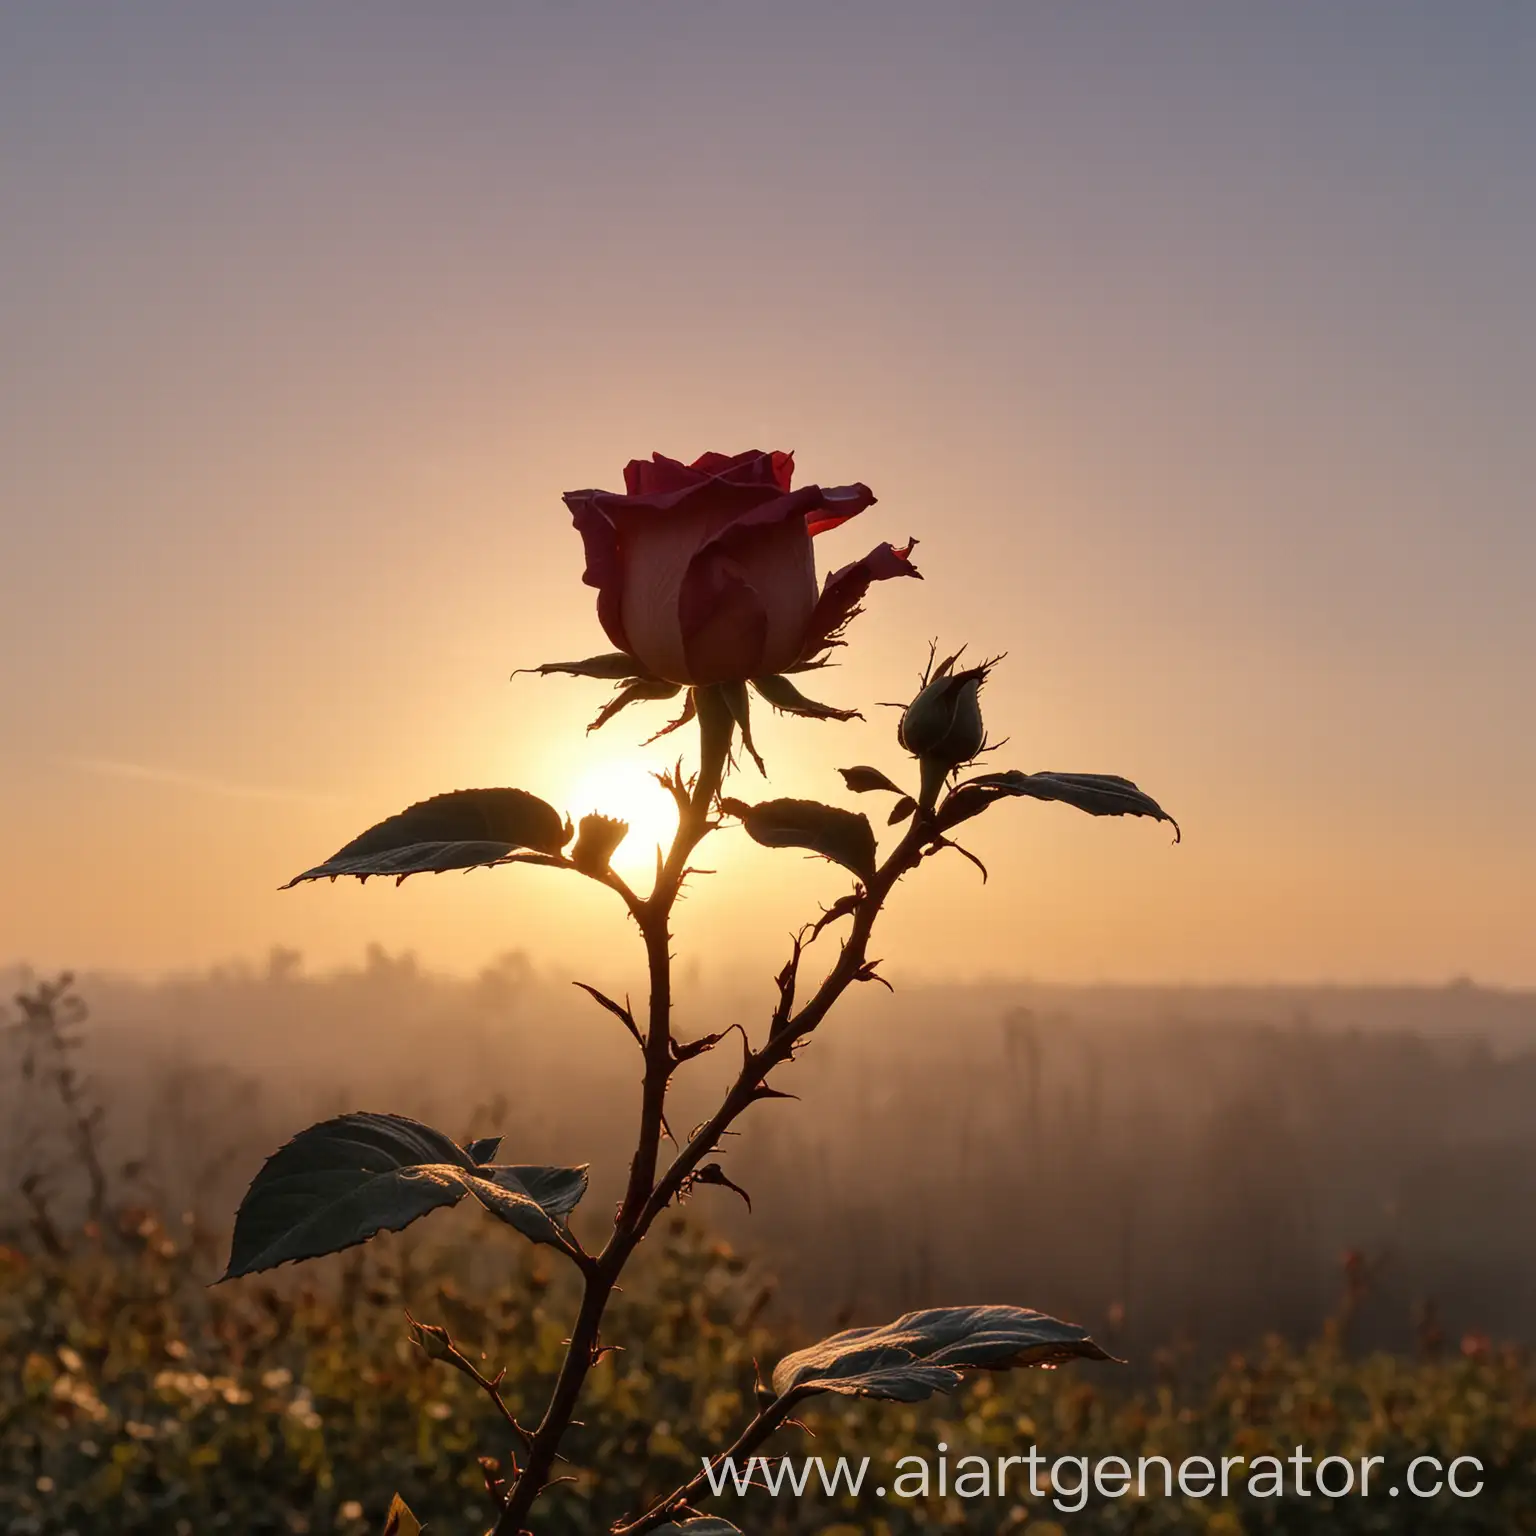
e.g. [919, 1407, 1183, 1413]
[3, 976, 1533, 1533]
[1, 1212, 1531, 1535]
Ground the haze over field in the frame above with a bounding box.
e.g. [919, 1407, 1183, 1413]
[2, 2, 1533, 984]
[6, 956, 1534, 1358]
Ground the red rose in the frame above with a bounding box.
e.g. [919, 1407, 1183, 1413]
[565, 450, 919, 687]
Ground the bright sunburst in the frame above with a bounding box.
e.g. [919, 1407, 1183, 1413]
[563, 754, 681, 883]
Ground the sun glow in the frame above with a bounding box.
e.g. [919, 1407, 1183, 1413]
[564, 754, 682, 884]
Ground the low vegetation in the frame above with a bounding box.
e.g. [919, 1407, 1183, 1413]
[2, 1209, 1531, 1534]
[4, 976, 1532, 1533]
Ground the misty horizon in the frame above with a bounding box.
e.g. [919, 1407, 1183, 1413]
[8, 944, 1536, 1012]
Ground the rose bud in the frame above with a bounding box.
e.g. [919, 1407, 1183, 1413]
[405, 1312, 460, 1365]
[563, 451, 920, 688]
[571, 813, 628, 878]
[898, 657, 993, 809]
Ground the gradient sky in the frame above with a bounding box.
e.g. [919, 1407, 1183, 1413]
[2, 2, 1532, 986]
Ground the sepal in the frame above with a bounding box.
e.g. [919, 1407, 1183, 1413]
[589, 678, 683, 733]
[752, 672, 861, 721]
[517, 651, 648, 681]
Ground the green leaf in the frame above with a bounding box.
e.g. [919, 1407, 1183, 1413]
[222, 1112, 587, 1279]
[488, 1162, 589, 1219]
[654, 1522, 742, 1535]
[282, 789, 570, 887]
[771, 1304, 1115, 1404]
[942, 770, 1179, 842]
[461, 1168, 576, 1247]
[722, 797, 877, 881]
[752, 673, 860, 721]
[463, 1136, 502, 1164]
[519, 651, 646, 681]
[838, 765, 905, 795]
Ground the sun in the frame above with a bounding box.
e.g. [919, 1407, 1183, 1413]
[563, 753, 682, 883]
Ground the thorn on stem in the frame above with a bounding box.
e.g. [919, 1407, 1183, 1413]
[480, 1456, 508, 1506]
[810, 892, 860, 939]
[855, 959, 894, 992]
[672, 1029, 725, 1063]
[927, 835, 989, 883]
[572, 982, 644, 1048]
[685, 1162, 754, 1212]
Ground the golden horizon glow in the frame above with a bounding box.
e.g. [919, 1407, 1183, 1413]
[2, 7, 1533, 985]
[563, 753, 682, 886]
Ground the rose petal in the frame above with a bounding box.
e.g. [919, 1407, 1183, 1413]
[615, 502, 721, 681]
[696, 483, 875, 558]
[564, 456, 882, 686]
[623, 450, 794, 497]
[806, 482, 878, 537]
[726, 516, 819, 675]
[690, 449, 795, 490]
[624, 453, 711, 496]
[564, 493, 632, 656]
[679, 551, 771, 685]
[795, 539, 922, 667]
[591, 478, 787, 526]
[607, 484, 860, 680]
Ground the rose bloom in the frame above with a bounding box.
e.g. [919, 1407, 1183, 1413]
[565, 450, 919, 687]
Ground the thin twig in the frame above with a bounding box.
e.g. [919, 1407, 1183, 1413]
[611, 1393, 805, 1535]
